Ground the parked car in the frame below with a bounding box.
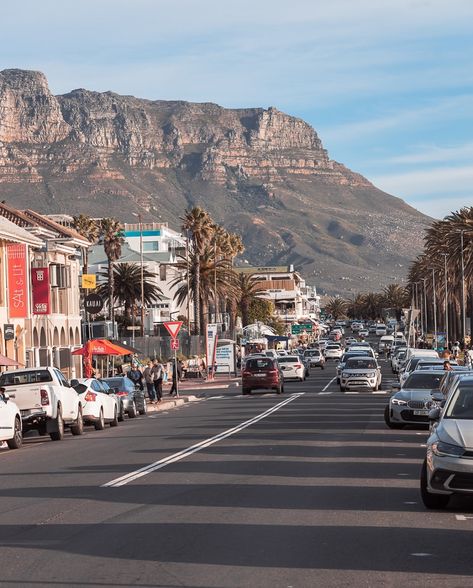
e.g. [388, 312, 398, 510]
[277, 355, 306, 381]
[303, 348, 325, 369]
[384, 370, 444, 429]
[241, 356, 284, 395]
[0, 367, 83, 441]
[339, 357, 382, 392]
[421, 375, 473, 509]
[101, 377, 147, 417]
[71, 378, 122, 429]
[0, 390, 22, 449]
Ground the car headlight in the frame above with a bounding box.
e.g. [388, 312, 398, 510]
[391, 398, 407, 406]
[432, 441, 465, 458]
[367, 372, 376, 378]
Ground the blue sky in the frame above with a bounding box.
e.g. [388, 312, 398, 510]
[2, 0, 472, 218]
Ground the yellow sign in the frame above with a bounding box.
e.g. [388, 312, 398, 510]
[82, 274, 96, 289]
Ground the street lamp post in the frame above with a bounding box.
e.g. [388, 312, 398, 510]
[132, 213, 145, 337]
[442, 253, 449, 348]
[461, 230, 466, 343]
[432, 268, 438, 350]
[422, 277, 428, 336]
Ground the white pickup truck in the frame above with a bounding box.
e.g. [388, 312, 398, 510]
[0, 367, 83, 441]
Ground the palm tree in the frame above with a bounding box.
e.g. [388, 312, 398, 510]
[383, 284, 409, 320]
[100, 218, 125, 322]
[181, 207, 214, 334]
[72, 214, 100, 274]
[324, 297, 348, 320]
[171, 246, 238, 334]
[97, 263, 163, 320]
[236, 273, 266, 327]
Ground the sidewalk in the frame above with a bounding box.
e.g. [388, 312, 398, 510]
[146, 394, 200, 413]
[161, 376, 241, 395]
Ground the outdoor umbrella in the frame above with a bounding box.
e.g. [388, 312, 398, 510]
[72, 339, 132, 378]
[0, 354, 21, 366]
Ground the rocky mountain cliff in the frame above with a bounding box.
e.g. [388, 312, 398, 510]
[0, 68, 429, 294]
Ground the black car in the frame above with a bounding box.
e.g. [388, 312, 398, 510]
[101, 376, 147, 417]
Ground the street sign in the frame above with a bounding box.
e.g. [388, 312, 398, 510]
[163, 321, 183, 338]
[291, 323, 313, 335]
[84, 293, 104, 314]
[170, 338, 179, 350]
[82, 274, 97, 289]
[126, 326, 141, 330]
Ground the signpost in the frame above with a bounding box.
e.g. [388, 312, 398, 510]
[163, 321, 183, 397]
[84, 293, 104, 315]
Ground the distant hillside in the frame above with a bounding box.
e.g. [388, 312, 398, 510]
[0, 68, 430, 294]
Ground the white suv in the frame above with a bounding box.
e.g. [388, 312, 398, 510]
[340, 357, 382, 392]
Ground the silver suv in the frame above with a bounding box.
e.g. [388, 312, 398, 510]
[421, 375, 473, 509]
[340, 357, 381, 392]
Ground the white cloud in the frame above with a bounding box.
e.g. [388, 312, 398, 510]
[384, 143, 473, 165]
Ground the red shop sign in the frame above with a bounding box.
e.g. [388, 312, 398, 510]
[7, 243, 28, 319]
[32, 267, 50, 315]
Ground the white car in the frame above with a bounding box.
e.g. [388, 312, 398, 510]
[376, 324, 387, 336]
[71, 378, 121, 430]
[0, 392, 22, 449]
[340, 357, 382, 391]
[277, 356, 306, 381]
[325, 344, 343, 360]
[359, 328, 369, 338]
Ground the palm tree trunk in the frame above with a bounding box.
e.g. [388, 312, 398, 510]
[194, 261, 201, 335]
[241, 300, 250, 327]
[108, 261, 114, 323]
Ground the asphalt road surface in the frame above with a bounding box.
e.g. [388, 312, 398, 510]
[1, 350, 473, 587]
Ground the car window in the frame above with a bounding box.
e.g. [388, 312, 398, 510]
[72, 383, 88, 394]
[0, 370, 53, 386]
[345, 359, 377, 369]
[403, 372, 443, 389]
[445, 385, 473, 419]
[91, 381, 101, 392]
[277, 357, 299, 364]
[103, 377, 133, 391]
[245, 358, 274, 369]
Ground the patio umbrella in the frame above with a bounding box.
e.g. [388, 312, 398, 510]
[0, 354, 21, 366]
[72, 339, 133, 378]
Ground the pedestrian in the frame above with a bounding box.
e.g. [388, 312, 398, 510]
[143, 361, 157, 403]
[152, 358, 164, 402]
[451, 341, 460, 360]
[127, 362, 143, 390]
[169, 358, 182, 397]
[443, 360, 453, 371]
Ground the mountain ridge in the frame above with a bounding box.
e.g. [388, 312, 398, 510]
[0, 68, 429, 294]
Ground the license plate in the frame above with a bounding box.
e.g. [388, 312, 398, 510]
[253, 373, 266, 377]
[413, 410, 429, 416]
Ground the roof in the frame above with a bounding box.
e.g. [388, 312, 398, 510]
[88, 242, 175, 265]
[0, 216, 43, 247]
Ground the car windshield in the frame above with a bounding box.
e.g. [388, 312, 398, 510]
[326, 345, 340, 350]
[304, 350, 320, 357]
[0, 370, 53, 386]
[345, 358, 377, 369]
[445, 385, 473, 419]
[245, 358, 274, 369]
[403, 372, 443, 389]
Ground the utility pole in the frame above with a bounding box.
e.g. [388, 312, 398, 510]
[432, 268, 438, 350]
[442, 253, 449, 348]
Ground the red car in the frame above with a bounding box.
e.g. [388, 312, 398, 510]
[242, 357, 284, 395]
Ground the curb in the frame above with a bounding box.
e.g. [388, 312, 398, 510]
[146, 395, 200, 413]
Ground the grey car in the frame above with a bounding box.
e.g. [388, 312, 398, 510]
[421, 375, 473, 509]
[384, 370, 443, 429]
[303, 349, 325, 370]
[101, 376, 147, 417]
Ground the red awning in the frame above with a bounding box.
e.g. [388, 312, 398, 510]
[72, 339, 132, 356]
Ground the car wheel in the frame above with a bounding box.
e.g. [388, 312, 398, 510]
[110, 407, 119, 427]
[50, 406, 64, 441]
[242, 388, 251, 395]
[118, 402, 125, 422]
[94, 408, 105, 430]
[384, 405, 404, 429]
[420, 459, 450, 509]
[7, 416, 22, 449]
[128, 401, 137, 418]
[340, 385, 345, 392]
[70, 407, 84, 436]
[321, 365, 325, 370]
[373, 382, 379, 392]
[139, 401, 147, 416]
[299, 377, 304, 382]
[38, 424, 47, 436]
[276, 384, 283, 394]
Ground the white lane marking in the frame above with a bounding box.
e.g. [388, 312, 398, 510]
[320, 377, 336, 393]
[456, 515, 473, 521]
[410, 553, 433, 557]
[208, 395, 225, 400]
[373, 391, 387, 395]
[102, 393, 305, 488]
[345, 391, 359, 395]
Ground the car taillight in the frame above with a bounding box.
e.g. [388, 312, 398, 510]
[268, 369, 278, 374]
[84, 391, 97, 402]
[115, 391, 128, 396]
[242, 371, 252, 377]
[40, 389, 49, 406]
[294, 364, 302, 369]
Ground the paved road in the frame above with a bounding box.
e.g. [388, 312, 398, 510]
[1, 350, 473, 587]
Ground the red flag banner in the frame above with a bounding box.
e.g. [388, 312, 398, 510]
[32, 267, 50, 314]
[7, 243, 28, 318]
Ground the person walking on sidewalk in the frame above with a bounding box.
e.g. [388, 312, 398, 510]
[169, 358, 182, 397]
[143, 361, 156, 403]
[152, 358, 164, 402]
[127, 363, 143, 391]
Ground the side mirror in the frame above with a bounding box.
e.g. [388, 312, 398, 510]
[428, 407, 441, 421]
[375, 353, 379, 358]
[2, 392, 9, 401]
[392, 383, 401, 390]
[431, 392, 444, 402]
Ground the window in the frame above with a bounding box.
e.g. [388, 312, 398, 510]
[143, 241, 159, 252]
[0, 370, 53, 386]
[50, 264, 71, 288]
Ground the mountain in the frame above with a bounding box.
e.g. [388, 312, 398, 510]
[0, 68, 429, 294]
